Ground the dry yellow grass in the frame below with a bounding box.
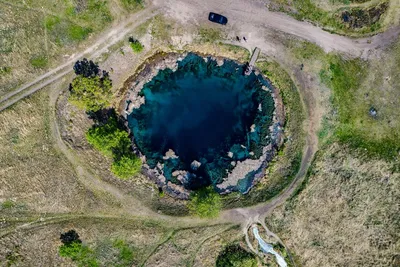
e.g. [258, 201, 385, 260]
[0, 89, 105, 214]
[0, 216, 239, 266]
[269, 143, 400, 267]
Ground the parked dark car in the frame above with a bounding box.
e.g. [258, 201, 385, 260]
[208, 12, 228, 25]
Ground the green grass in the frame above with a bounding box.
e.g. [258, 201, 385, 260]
[129, 39, 144, 53]
[290, 40, 325, 60]
[198, 27, 222, 43]
[42, 0, 111, 45]
[112, 240, 135, 266]
[44, 16, 61, 31]
[1, 200, 16, 209]
[30, 55, 48, 68]
[187, 187, 222, 218]
[0, 66, 12, 76]
[67, 24, 92, 41]
[320, 54, 400, 159]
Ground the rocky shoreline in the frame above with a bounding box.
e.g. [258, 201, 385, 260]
[121, 52, 285, 199]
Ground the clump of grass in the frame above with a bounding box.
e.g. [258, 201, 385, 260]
[286, 0, 387, 35]
[44, 16, 61, 31]
[112, 240, 135, 265]
[30, 55, 48, 68]
[121, 0, 143, 11]
[290, 40, 325, 60]
[67, 24, 92, 41]
[128, 37, 144, 53]
[198, 27, 222, 43]
[0, 66, 12, 76]
[1, 200, 16, 209]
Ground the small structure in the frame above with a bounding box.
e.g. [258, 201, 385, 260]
[244, 47, 261, 76]
[369, 107, 378, 118]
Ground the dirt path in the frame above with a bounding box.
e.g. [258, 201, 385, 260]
[0, 6, 158, 111]
[1, 0, 399, 112]
[153, 0, 400, 57]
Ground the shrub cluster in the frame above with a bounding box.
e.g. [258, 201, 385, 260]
[86, 112, 142, 179]
[69, 59, 112, 112]
[216, 244, 257, 267]
[69, 59, 141, 179]
[187, 186, 222, 218]
[128, 37, 144, 53]
[59, 230, 99, 266]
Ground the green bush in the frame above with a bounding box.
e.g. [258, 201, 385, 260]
[111, 154, 142, 179]
[129, 39, 144, 53]
[86, 114, 142, 179]
[86, 117, 131, 157]
[59, 241, 99, 266]
[216, 244, 257, 267]
[187, 187, 222, 218]
[113, 240, 135, 265]
[67, 24, 92, 41]
[30, 55, 48, 68]
[69, 75, 112, 112]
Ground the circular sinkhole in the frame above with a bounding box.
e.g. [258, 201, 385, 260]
[126, 53, 283, 197]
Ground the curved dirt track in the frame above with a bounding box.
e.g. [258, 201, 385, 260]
[1, 0, 400, 229]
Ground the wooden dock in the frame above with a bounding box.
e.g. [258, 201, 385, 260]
[244, 47, 261, 75]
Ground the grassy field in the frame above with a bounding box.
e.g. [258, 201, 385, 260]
[268, 143, 400, 266]
[264, 36, 400, 266]
[0, 89, 108, 215]
[288, 37, 400, 160]
[0, 216, 240, 266]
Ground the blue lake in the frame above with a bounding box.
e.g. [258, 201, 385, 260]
[128, 53, 274, 190]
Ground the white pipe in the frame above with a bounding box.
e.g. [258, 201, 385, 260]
[252, 226, 287, 267]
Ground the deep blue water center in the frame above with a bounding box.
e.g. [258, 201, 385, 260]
[128, 53, 274, 190]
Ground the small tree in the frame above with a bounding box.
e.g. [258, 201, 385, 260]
[111, 154, 142, 179]
[128, 37, 143, 53]
[69, 74, 112, 112]
[59, 230, 99, 266]
[73, 59, 99, 77]
[60, 230, 81, 245]
[187, 186, 222, 218]
[86, 116, 131, 157]
[216, 244, 257, 267]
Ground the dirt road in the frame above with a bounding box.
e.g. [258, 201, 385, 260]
[1, 0, 399, 112]
[153, 0, 400, 56]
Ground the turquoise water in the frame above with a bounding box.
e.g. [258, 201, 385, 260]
[128, 53, 274, 190]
